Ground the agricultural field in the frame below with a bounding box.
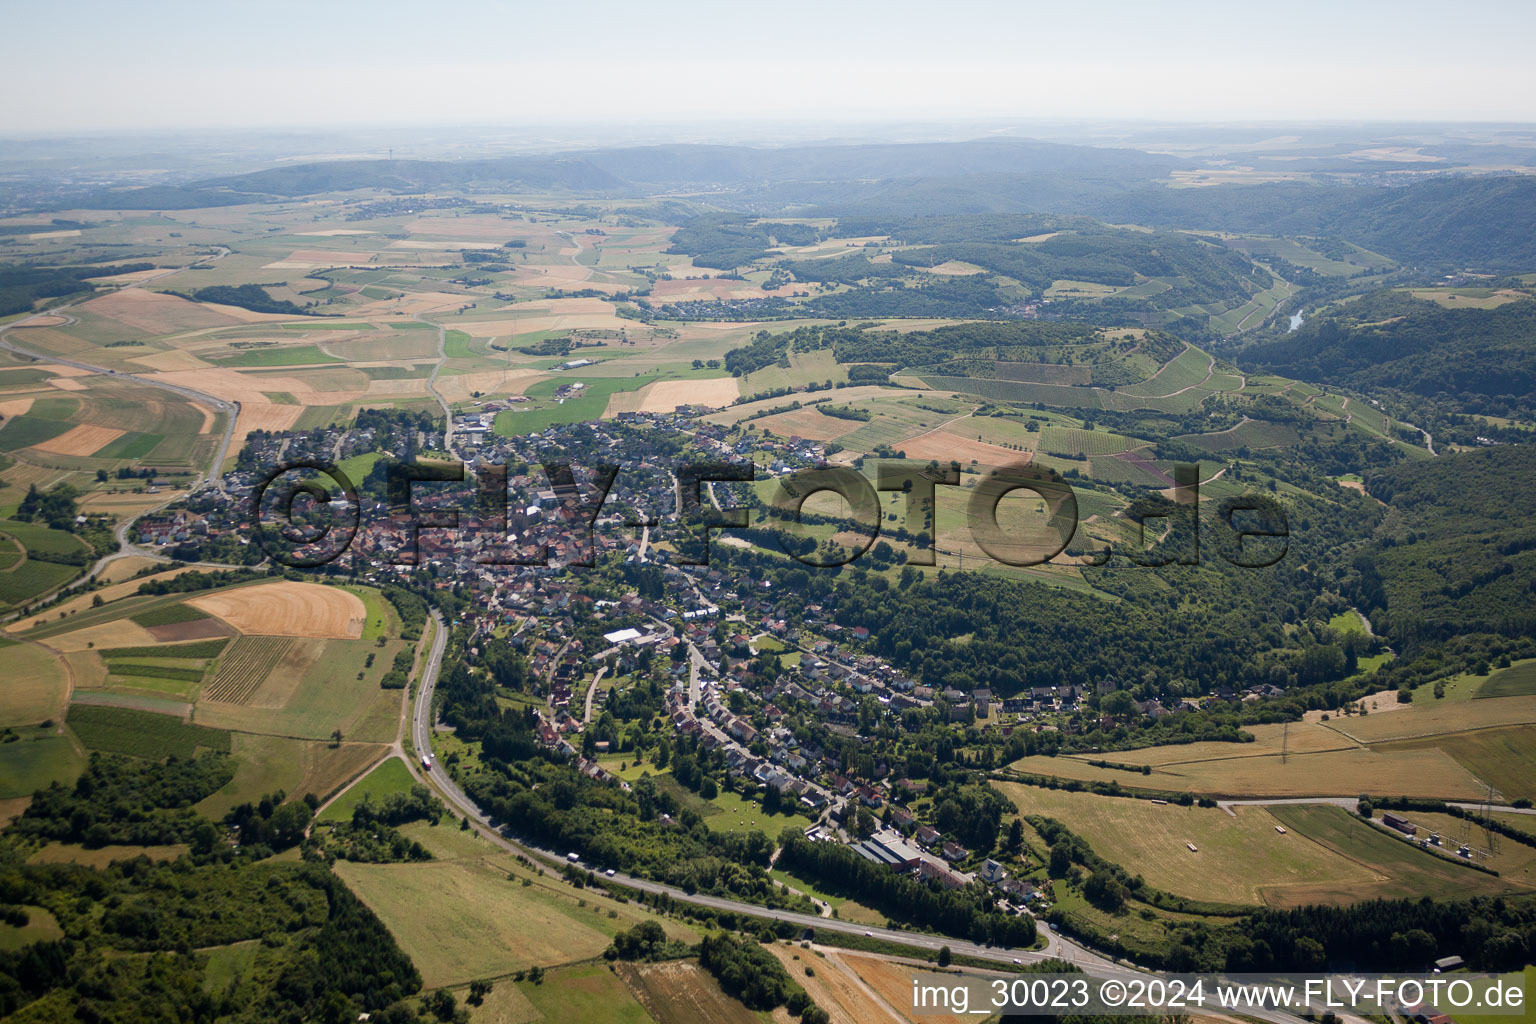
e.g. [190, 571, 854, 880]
[336, 820, 694, 990]
[0, 727, 84, 799]
[616, 961, 759, 1024]
[1320, 695, 1536, 744]
[66, 704, 230, 759]
[1478, 659, 1536, 698]
[194, 733, 387, 818]
[186, 579, 366, 638]
[190, 633, 404, 742]
[0, 639, 69, 726]
[6, 578, 407, 758]
[1008, 744, 1486, 799]
[1266, 804, 1528, 904]
[762, 945, 905, 1024]
[317, 755, 414, 823]
[1037, 426, 1142, 457]
[200, 636, 296, 703]
[1375, 725, 1536, 803]
[0, 519, 93, 610]
[1013, 693, 1536, 802]
[993, 783, 1383, 906]
[1172, 417, 1301, 452]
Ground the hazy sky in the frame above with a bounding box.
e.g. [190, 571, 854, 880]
[4, 0, 1535, 134]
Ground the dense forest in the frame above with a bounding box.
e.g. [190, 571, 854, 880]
[187, 283, 314, 316]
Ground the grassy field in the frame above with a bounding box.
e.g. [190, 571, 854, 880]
[67, 704, 231, 759]
[0, 906, 63, 952]
[0, 727, 84, 798]
[214, 345, 341, 367]
[1478, 660, 1536, 698]
[28, 842, 189, 868]
[192, 636, 405, 742]
[0, 639, 68, 727]
[1267, 804, 1528, 904]
[0, 519, 91, 608]
[336, 821, 693, 989]
[193, 733, 387, 818]
[1367, 810, 1536, 886]
[993, 782, 1380, 906]
[701, 784, 811, 835]
[494, 374, 662, 435]
[514, 963, 658, 1024]
[317, 755, 412, 823]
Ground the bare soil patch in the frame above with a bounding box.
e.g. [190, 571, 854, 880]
[146, 618, 236, 642]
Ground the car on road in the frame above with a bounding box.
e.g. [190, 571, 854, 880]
[566, 852, 580, 863]
[863, 931, 872, 936]
[605, 868, 616, 877]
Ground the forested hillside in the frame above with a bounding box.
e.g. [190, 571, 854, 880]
[1242, 290, 1536, 416]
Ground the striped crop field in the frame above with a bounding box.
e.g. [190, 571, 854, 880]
[202, 636, 294, 704]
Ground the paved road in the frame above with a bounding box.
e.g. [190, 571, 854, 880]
[582, 665, 607, 724]
[417, 314, 454, 449]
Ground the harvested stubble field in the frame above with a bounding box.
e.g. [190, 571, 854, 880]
[1319, 696, 1536, 744]
[200, 636, 295, 703]
[81, 288, 240, 334]
[29, 423, 123, 456]
[187, 580, 365, 638]
[843, 953, 978, 1024]
[1008, 743, 1488, 800]
[907, 421, 1030, 465]
[1064, 720, 1357, 767]
[634, 376, 739, 413]
[752, 407, 864, 442]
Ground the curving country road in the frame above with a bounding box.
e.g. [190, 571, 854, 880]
[416, 314, 455, 450]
